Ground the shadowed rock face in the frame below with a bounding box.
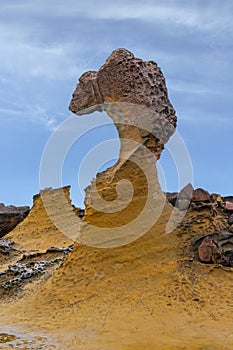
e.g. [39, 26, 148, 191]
[0, 204, 30, 238]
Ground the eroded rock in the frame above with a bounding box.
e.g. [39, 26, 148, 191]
[198, 236, 218, 263]
[194, 232, 233, 267]
[228, 214, 233, 225]
[192, 188, 210, 202]
[165, 192, 178, 206]
[0, 245, 73, 290]
[225, 201, 233, 211]
[176, 183, 194, 211]
[69, 48, 177, 246]
[0, 204, 30, 238]
[70, 48, 177, 160]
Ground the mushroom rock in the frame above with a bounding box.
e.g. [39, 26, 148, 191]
[69, 48, 177, 247]
[69, 48, 176, 159]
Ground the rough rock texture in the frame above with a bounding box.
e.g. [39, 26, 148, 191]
[228, 214, 233, 225]
[69, 48, 176, 161]
[192, 188, 210, 202]
[1, 50, 233, 350]
[175, 183, 194, 210]
[165, 191, 179, 206]
[69, 48, 177, 245]
[0, 187, 77, 299]
[70, 49, 176, 127]
[223, 196, 233, 203]
[198, 236, 218, 262]
[4, 186, 77, 252]
[0, 204, 30, 238]
[2, 195, 232, 350]
[225, 201, 233, 211]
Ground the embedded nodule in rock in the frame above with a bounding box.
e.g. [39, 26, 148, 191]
[69, 48, 177, 247]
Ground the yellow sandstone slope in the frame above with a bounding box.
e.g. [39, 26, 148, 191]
[5, 186, 75, 252]
[1, 203, 232, 350]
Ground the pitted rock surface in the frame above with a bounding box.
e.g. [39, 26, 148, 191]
[69, 48, 176, 160]
[69, 48, 177, 242]
[192, 188, 210, 202]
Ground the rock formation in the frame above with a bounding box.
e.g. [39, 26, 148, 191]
[69, 48, 176, 159]
[0, 187, 77, 298]
[192, 188, 210, 202]
[0, 203, 30, 238]
[2, 49, 233, 350]
[69, 48, 177, 247]
[4, 186, 76, 252]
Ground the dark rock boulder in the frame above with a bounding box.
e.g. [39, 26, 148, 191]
[0, 204, 30, 238]
[223, 196, 233, 203]
[165, 192, 178, 206]
[228, 214, 233, 225]
[192, 188, 210, 202]
[198, 236, 218, 263]
[225, 201, 233, 211]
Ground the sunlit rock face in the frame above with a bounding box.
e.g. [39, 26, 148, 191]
[69, 48, 177, 247]
[4, 186, 74, 252]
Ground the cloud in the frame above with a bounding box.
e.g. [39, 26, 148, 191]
[0, 26, 82, 79]
[23, 1, 233, 33]
[0, 0, 232, 130]
[0, 103, 60, 130]
[1, 0, 233, 35]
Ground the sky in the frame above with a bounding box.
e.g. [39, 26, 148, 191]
[0, 0, 232, 208]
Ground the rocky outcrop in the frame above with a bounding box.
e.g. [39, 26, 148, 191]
[4, 186, 77, 252]
[69, 48, 177, 247]
[0, 187, 78, 297]
[70, 49, 176, 161]
[225, 201, 233, 211]
[194, 233, 233, 267]
[0, 204, 30, 238]
[192, 188, 210, 202]
[1, 49, 233, 350]
[69, 48, 177, 152]
[0, 245, 73, 291]
[198, 236, 219, 263]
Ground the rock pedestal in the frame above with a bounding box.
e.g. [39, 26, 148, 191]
[69, 48, 177, 247]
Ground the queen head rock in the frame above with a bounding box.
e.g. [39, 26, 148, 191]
[69, 48, 177, 247]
